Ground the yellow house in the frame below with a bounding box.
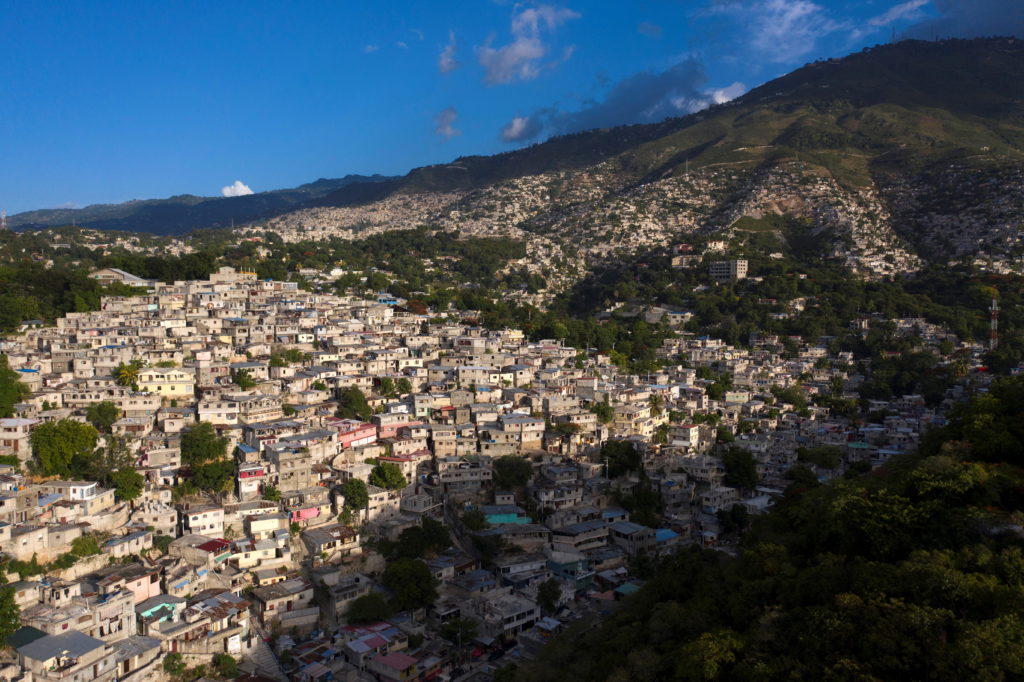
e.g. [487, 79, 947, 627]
[137, 367, 195, 399]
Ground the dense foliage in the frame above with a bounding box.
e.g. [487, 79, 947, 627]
[29, 420, 99, 477]
[0, 356, 28, 417]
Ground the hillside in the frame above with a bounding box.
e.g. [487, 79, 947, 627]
[514, 376, 1024, 681]
[8, 174, 392, 235]
[261, 38, 1024, 284]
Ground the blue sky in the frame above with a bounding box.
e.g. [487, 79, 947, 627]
[1, 0, 1019, 214]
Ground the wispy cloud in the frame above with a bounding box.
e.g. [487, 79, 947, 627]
[409, 28, 425, 41]
[638, 21, 663, 38]
[396, 41, 409, 49]
[499, 59, 746, 144]
[221, 180, 254, 198]
[869, 0, 930, 26]
[363, 44, 379, 54]
[434, 107, 461, 140]
[476, 5, 580, 84]
[751, 0, 845, 63]
[439, 31, 459, 73]
[707, 0, 847, 64]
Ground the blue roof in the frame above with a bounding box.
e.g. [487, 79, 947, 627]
[655, 528, 678, 542]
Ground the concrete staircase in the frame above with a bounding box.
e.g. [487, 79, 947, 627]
[241, 619, 288, 682]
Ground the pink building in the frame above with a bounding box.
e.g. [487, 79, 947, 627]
[328, 419, 378, 449]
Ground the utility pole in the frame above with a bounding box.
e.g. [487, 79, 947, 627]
[990, 293, 999, 350]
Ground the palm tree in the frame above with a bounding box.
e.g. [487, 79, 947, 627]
[115, 360, 143, 387]
[649, 394, 664, 417]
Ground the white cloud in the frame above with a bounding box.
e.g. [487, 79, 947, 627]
[396, 41, 408, 49]
[363, 44, 379, 54]
[710, 81, 746, 104]
[476, 4, 580, 84]
[221, 180, 254, 198]
[500, 115, 544, 142]
[410, 28, 425, 41]
[708, 0, 846, 64]
[870, 0, 931, 26]
[434, 107, 461, 140]
[496, 63, 747, 145]
[439, 31, 459, 73]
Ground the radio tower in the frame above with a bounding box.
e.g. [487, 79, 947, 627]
[990, 294, 1000, 350]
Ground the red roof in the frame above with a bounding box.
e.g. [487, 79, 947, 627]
[197, 539, 231, 553]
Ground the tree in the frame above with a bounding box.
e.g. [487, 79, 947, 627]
[85, 401, 120, 433]
[30, 420, 98, 477]
[441, 617, 478, 645]
[676, 628, 744, 681]
[649, 394, 665, 417]
[799, 445, 843, 472]
[396, 377, 413, 395]
[602, 440, 642, 479]
[163, 653, 186, 677]
[590, 398, 614, 424]
[191, 460, 236, 493]
[394, 518, 452, 559]
[213, 654, 238, 679]
[0, 578, 20, 647]
[346, 592, 393, 623]
[263, 485, 282, 502]
[0, 355, 30, 418]
[493, 455, 533, 489]
[337, 385, 372, 420]
[180, 422, 228, 467]
[82, 436, 135, 488]
[716, 503, 750, 534]
[382, 558, 437, 611]
[111, 468, 144, 502]
[376, 377, 396, 397]
[114, 359, 144, 387]
[537, 578, 561, 615]
[312, 380, 328, 391]
[232, 368, 257, 390]
[342, 478, 369, 512]
[71, 534, 101, 557]
[370, 462, 407, 490]
[722, 447, 758, 491]
[462, 508, 489, 531]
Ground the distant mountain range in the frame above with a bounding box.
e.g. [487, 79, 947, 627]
[252, 38, 1022, 283]
[11, 37, 1024, 260]
[7, 175, 393, 235]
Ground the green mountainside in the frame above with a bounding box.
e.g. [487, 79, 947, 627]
[317, 38, 1024, 199]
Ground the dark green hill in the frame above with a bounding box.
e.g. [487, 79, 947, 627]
[9, 174, 392, 235]
[609, 38, 1024, 188]
[315, 37, 1024, 208]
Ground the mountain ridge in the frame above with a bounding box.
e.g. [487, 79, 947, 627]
[8, 174, 394, 235]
